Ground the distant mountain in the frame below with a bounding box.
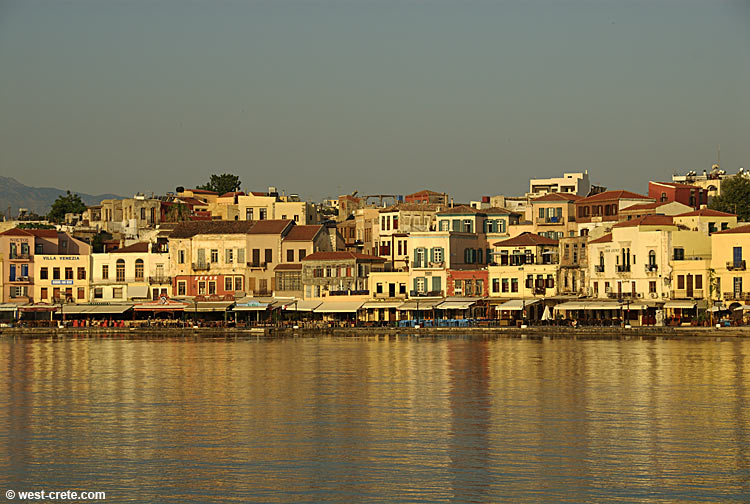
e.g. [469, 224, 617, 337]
[0, 176, 123, 218]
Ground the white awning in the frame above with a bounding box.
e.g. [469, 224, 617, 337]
[496, 299, 541, 310]
[733, 305, 750, 311]
[282, 300, 322, 312]
[554, 301, 623, 311]
[436, 299, 480, 310]
[314, 301, 364, 313]
[361, 300, 405, 309]
[398, 298, 444, 310]
[0, 304, 19, 312]
[663, 300, 697, 309]
[129, 285, 150, 299]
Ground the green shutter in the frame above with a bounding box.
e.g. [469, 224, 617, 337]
[432, 276, 442, 293]
[429, 247, 435, 263]
[413, 278, 419, 294]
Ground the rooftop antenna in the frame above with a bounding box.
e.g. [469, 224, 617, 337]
[717, 144, 721, 167]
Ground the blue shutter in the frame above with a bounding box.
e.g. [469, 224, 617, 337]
[9, 264, 16, 282]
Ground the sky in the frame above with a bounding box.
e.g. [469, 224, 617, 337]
[0, 0, 748, 202]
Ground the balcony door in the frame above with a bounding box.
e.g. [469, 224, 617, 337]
[734, 247, 743, 268]
[686, 274, 693, 298]
[734, 277, 743, 299]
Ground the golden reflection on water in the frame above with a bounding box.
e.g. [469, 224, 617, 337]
[0, 334, 748, 503]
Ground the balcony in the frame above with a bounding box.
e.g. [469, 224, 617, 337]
[724, 291, 750, 301]
[247, 262, 267, 270]
[645, 264, 658, 274]
[428, 261, 444, 268]
[409, 290, 444, 298]
[533, 287, 547, 295]
[726, 260, 746, 271]
[192, 262, 211, 271]
[9, 253, 31, 260]
[9, 275, 31, 283]
[594, 265, 604, 273]
[672, 289, 704, 299]
[535, 216, 565, 225]
[148, 276, 172, 285]
[616, 265, 631, 273]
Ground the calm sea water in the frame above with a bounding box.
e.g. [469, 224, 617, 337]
[1, 333, 749, 503]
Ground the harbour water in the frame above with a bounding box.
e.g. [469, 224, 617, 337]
[1, 333, 749, 503]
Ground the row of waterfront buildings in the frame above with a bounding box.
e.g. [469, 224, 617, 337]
[1, 167, 748, 326]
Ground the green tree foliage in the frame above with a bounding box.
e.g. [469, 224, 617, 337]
[709, 175, 750, 221]
[197, 174, 241, 195]
[47, 191, 86, 223]
[17, 222, 55, 230]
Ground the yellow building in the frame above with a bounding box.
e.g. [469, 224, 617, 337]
[34, 254, 90, 304]
[710, 224, 750, 306]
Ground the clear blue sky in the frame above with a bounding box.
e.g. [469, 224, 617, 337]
[1, 0, 748, 201]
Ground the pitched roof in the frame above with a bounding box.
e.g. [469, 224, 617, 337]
[675, 208, 735, 218]
[283, 225, 323, 241]
[186, 188, 218, 195]
[532, 193, 583, 203]
[273, 263, 303, 271]
[494, 232, 558, 247]
[577, 190, 652, 203]
[613, 215, 675, 228]
[713, 224, 750, 235]
[621, 202, 664, 212]
[302, 251, 386, 262]
[111, 242, 150, 253]
[484, 207, 518, 215]
[589, 233, 613, 244]
[219, 191, 245, 198]
[436, 205, 479, 216]
[407, 189, 444, 197]
[0, 228, 34, 237]
[248, 219, 293, 235]
[169, 221, 256, 238]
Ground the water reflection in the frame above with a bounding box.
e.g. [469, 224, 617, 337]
[0, 334, 748, 503]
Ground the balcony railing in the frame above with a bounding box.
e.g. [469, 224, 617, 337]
[594, 265, 604, 273]
[726, 260, 746, 271]
[535, 217, 565, 225]
[616, 265, 631, 273]
[409, 290, 444, 298]
[247, 262, 267, 269]
[9, 253, 31, 260]
[645, 264, 658, 273]
[672, 289, 704, 299]
[724, 291, 750, 301]
[192, 262, 211, 271]
[9, 275, 31, 283]
[148, 276, 172, 285]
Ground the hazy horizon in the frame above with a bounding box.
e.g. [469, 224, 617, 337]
[1, 0, 748, 202]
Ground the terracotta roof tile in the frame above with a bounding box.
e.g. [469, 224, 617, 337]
[650, 181, 702, 190]
[621, 202, 663, 212]
[713, 224, 750, 235]
[283, 225, 322, 241]
[613, 215, 675, 228]
[532, 193, 583, 202]
[273, 263, 303, 271]
[379, 203, 442, 213]
[577, 190, 652, 203]
[436, 205, 480, 216]
[248, 219, 293, 235]
[112, 242, 150, 253]
[169, 221, 256, 238]
[589, 233, 613, 244]
[494, 232, 558, 247]
[675, 208, 735, 218]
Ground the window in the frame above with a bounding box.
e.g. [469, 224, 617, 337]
[673, 248, 685, 260]
[53, 267, 60, 280]
[399, 283, 406, 295]
[237, 248, 245, 264]
[416, 277, 426, 293]
[476, 280, 484, 295]
[198, 281, 206, 295]
[433, 247, 444, 263]
[454, 279, 463, 295]
[234, 276, 243, 291]
[211, 249, 219, 263]
[226, 249, 234, 263]
[53, 287, 60, 300]
[265, 249, 272, 264]
[225, 277, 233, 292]
[511, 278, 518, 293]
[695, 275, 703, 289]
[677, 275, 685, 290]
[246, 208, 253, 220]
[102, 265, 109, 279]
[593, 282, 598, 295]
[439, 220, 449, 231]
[259, 208, 267, 220]
[40, 267, 48, 280]
[113, 287, 123, 299]
[502, 278, 509, 292]
[178, 282, 186, 296]
[208, 281, 216, 295]
[287, 250, 295, 262]
[299, 249, 306, 261]
[135, 259, 144, 281]
[140, 208, 146, 220]
[492, 278, 500, 293]
[77, 287, 85, 300]
[77, 267, 86, 280]
[65, 267, 73, 280]
[116, 259, 125, 282]
[94, 288, 103, 299]
[41, 287, 48, 299]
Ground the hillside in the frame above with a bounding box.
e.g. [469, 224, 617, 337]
[0, 176, 122, 218]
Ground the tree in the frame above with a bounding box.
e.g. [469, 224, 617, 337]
[197, 173, 241, 195]
[709, 175, 750, 221]
[48, 191, 86, 224]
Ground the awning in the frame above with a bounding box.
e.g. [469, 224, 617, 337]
[133, 300, 188, 311]
[314, 301, 364, 313]
[496, 299, 541, 310]
[129, 285, 150, 299]
[0, 304, 20, 312]
[398, 298, 444, 310]
[233, 298, 273, 311]
[190, 301, 235, 312]
[663, 300, 697, 309]
[554, 301, 623, 311]
[61, 304, 134, 315]
[281, 300, 322, 312]
[734, 305, 750, 311]
[19, 305, 59, 312]
[361, 300, 405, 309]
[436, 298, 480, 310]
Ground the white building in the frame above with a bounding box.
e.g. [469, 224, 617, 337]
[529, 172, 590, 198]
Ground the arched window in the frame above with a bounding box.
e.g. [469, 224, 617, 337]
[648, 250, 656, 266]
[135, 259, 144, 281]
[599, 252, 604, 268]
[116, 259, 125, 282]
